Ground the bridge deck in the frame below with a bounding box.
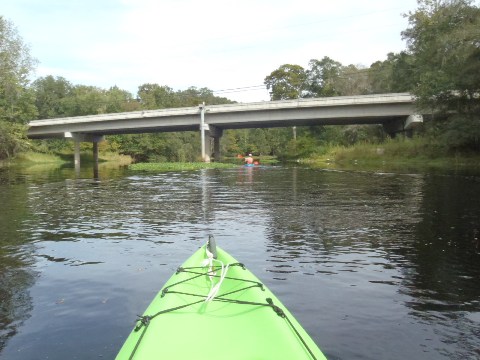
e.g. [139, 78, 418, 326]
[27, 93, 419, 139]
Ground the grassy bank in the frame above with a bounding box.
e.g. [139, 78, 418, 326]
[129, 162, 238, 172]
[3, 151, 133, 166]
[12, 151, 68, 164]
[302, 138, 480, 171]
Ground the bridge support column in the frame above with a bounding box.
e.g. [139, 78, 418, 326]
[383, 114, 423, 137]
[199, 103, 210, 162]
[208, 125, 223, 161]
[203, 133, 211, 163]
[199, 104, 223, 162]
[65, 132, 104, 174]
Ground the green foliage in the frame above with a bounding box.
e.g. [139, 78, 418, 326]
[0, 16, 38, 123]
[265, 57, 379, 100]
[305, 57, 343, 97]
[137, 84, 178, 109]
[108, 132, 201, 163]
[14, 151, 67, 163]
[340, 125, 386, 145]
[439, 114, 480, 150]
[31, 76, 73, 118]
[61, 85, 109, 116]
[402, 0, 480, 150]
[105, 86, 139, 113]
[176, 87, 233, 106]
[219, 128, 293, 158]
[403, 0, 480, 111]
[30, 138, 74, 155]
[305, 136, 452, 166]
[129, 162, 237, 172]
[248, 128, 271, 155]
[137, 84, 234, 109]
[0, 120, 29, 159]
[221, 130, 242, 156]
[369, 52, 416, 93]
[281, 136, 319, 160]
[264, 64, 307, 100]
[334, 64, 372, 96]
[264, 128, 291, 156]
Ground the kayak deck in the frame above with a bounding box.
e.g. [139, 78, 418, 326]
[116, 243, 327, 359]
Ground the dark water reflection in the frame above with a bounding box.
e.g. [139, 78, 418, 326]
[0, 164, 479, 359]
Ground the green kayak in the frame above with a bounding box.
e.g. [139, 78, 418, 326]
[116, 236, 327, 359]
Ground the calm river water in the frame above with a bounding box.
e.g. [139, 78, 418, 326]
[0, 163, 479, 359]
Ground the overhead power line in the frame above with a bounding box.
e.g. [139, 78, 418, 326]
[213, 85, 267, 94]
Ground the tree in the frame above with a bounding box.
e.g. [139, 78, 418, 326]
[402, 0, 480, 150]
[176, 87, 233, 106]
[335, 64, 372, 96]
[0, 17, 37, 159]
[264, 64, 307, 100]
[105, 86, 140, 113]
[0, 16, 37, 124]
[403, 0, 480, 112]
[221, 130, 242, 156]
[31, 76, 73, 119]
[264, 128, 291, 156]
[369, 52, 416, 94]
[305, 57, 343, 97]
[60, 85, 110, 116]
[247, 128, 270, 155]
[0, 121, 29, 158]
[137, 84, 178, 109]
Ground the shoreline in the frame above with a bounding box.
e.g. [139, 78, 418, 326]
[3, 146, 480, 175]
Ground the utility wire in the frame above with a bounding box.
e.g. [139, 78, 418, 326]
[213, 85, 266, 94]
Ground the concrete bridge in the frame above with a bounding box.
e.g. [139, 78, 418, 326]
[27, 92, 423, 165]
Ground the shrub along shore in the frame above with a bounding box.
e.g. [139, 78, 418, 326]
[301, 138, 480, 172]
[128, 162, 238, 172]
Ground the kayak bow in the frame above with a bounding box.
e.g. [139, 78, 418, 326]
[116, 236, 327, 359]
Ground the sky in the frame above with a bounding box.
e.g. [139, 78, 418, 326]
[2, 0, 421, 103]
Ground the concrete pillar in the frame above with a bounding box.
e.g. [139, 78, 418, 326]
[65, 132, 104, 175]
[208, 125, 223, 162]
[383, 115, 423, 138]
[66, 132, 81, 171]
[203, 137, 211, 163]
[199, 103, 210, 162]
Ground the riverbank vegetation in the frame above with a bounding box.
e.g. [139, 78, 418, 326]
[14, 151, 67, 164]
[301, 137, 480, 171]
[129, 162, 237, 172]
[1, 1, 479, 168]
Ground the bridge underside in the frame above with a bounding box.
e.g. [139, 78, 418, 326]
[27, 116, 416, 138]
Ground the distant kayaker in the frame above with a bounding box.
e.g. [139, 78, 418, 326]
[245, 153, 254, 165]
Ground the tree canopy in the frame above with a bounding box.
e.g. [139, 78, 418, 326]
[0, 16, 37, 124]
[403, 0, 480, 149]
[0, 16, 37, 158]
[264, 64, 307, 100]
[403, 0, 480, 112]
